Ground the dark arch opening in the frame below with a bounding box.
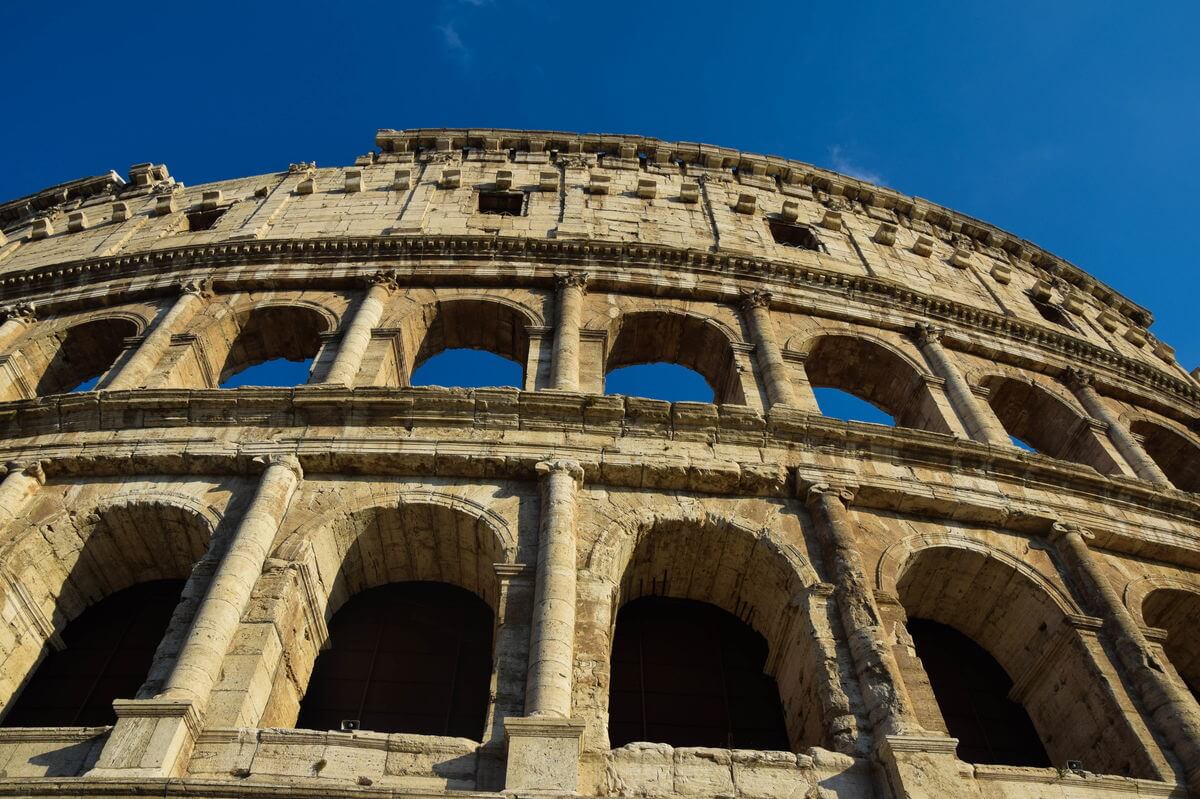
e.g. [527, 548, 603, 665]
[908, 618, 1049, 767]
[2, 580, 185, 727]
[1142, 589, 1200, 703]
[218, 306, 328, 387]
[605, 312, 745, 405]
[296, 582, 493, 739]
[804, 336, 950, 432]
[1130, 421, 1200, 493]
[34, 317, 138, 396]
[980, 376, 1123, 474]
[605, 362, 714, 403]
[411, 348, 523, 389]
[608, 596, 789, 750]
[407, 300, 531, 388]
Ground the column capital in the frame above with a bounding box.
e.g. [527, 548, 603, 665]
[177, 278, 214, 300]
[1063, 366, 1095, 390]
[253, 453, 304, 482]
[366, 269, 400, 292]
[554, 271, 589, 292]
[803, 480, 858, 509]
[911, 322, 944, 346]
[0, 302, 36, 324]
[3, 460, 46, 485]
[1048, 520, 1095, 544]
[536, 458, 584, 486]
[739, 289, 772, 312]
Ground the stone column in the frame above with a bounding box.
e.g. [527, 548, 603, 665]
[1049, 522, 1200, 794]
[504, 459, 585, 793]
[1064, 368, 1171, 485]
[0, 460, 45, 531]
[322, 270, 397, 387]
[912, 323, 1010, 446]
[0, 303, 36, 353]
[550, 272, 588, 392]
[102, 281, 211, 391]
[91, 454, 302, 778]
[740, 290, 799, 409]
[803, 482, 920, 740]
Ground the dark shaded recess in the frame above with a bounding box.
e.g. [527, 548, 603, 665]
[219, 306, 327, 384]
[908, 618, 1050, 767]
[768, 220, 821, 250]
[297, 582, 493, 739]
[35, 318, 138, 395]
[1130, 420, 1200, 493]
[478, 191, 524, 216]
[608, 596, 790, 751]
[3, 580, 184, 727]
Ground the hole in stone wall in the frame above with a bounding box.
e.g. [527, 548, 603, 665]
[812, 386, 896, 426]
[185, 207, 226, 232]
[478, 191, 524, 216]
[217, 306, 327, 387]
[908, 618, 1050, 768]
[605, 363, 714, 403]
[296, 582, 492, 739]
[2, 580, 185, 728]
[411, 348, 522, 389]
[220, 357, 314, 388]
[768, 220, 821, 250]
[1129, 420, 1200, 492]
[609, 596, 790, 751]
[30, 317, 138, 397]
[1028, 295, 1077, 331]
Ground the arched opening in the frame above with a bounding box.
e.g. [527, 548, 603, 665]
[1130, 421, 1200, 493]
[2, 580, 184, 727]
[296, 582, 493, 738]
[804, 336, 951, 433]
[402, 300, 531, 388]
[605, 312, 745, 405]
[907, 618, 1048, 767]
[812, 386, 895, 426]
[3, 317, 139, 399]
[218, 306, 328, 387]
[1142, 588, 1200, 702]
[980, 376, 1123, 474]
[605, 363, 714, 403]
[895, 545, 1154, 777]
[609, 596, 789, 750]
[411, 349, 523, 389]
[602, 515, 829, 752]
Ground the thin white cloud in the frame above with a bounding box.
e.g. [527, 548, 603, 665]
[829, 145, 886, 187]
[438, 21, 470, 64]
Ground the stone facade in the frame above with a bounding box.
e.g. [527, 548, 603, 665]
[0, 128, 1195, 799]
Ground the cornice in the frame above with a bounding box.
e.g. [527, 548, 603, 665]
[0, 234, 1192, 410]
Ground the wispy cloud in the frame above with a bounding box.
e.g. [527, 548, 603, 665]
[436, 0, 493, 67]
[829, 145, 886, 187]
[438, 21, 471, 65]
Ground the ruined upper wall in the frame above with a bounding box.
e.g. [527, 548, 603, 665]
[0, 128, 1181, 381]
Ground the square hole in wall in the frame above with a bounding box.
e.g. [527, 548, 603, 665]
[185, 207, 226, 232]
[768, 220, 821, 250]
[478, 191, 525, 216]
[1028, 295, 1077, 331]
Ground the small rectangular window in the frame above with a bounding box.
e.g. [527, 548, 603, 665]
[768, 220, 821, 250]
[478, 191, 524, 216]
[1028, 294, 1077, 331]
[185, 207, 226, 232]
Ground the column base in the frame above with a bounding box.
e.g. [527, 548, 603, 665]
[503, 716, 585, 793]
[876, 734, 974, 799]
[88, 699, 200, 778]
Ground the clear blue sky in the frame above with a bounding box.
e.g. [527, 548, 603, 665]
[3, 1, 1197, 376]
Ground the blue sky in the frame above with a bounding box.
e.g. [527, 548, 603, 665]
[3, 1, 1198, 392]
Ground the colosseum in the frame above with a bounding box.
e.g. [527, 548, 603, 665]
[0, 127, 1196, 799]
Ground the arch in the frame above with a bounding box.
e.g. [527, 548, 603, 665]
[1, 315, 143, 400]
[893, 542, 1156, 777]
[394, 297, 538, 388]
[218, 303, 332, 386]
[296, 581, 493, 739]
[1127, 419, 1200, 492]
[1130, 580, 1200, 700]
[589, 505, 829, 752]
[798, 334, 953, 433]
[978, 373, 1124, 474]
[0, 496, 219, 721]
[603, 310, 746, 405]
